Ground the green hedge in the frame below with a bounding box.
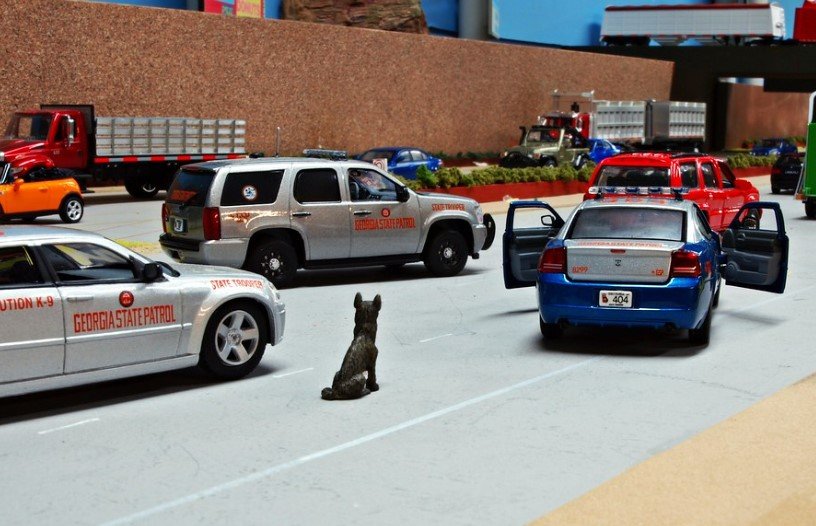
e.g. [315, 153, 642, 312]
[401, 155, 775, 190]
[404, 162, 596, 190]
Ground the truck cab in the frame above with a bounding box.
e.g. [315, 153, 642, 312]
[795, 90, 816, 218]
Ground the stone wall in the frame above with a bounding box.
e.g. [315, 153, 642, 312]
[0, 0, 673, 156]
[724, 83, 810, 149]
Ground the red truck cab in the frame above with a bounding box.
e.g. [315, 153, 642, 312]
[584, 152, 759, 231]
[1, 106, 90, 184]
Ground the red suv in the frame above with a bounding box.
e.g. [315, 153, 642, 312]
[584, 152, 759, 231]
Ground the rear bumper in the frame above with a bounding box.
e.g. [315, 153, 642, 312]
[771, 172, 800, 189]
[160, 234, 248, 268]
[537, 274, 712, 330]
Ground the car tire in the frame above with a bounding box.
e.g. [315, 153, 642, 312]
[771, 186, 780, 195]
[199, 301, 268, 380]
[423, 230, 468, 277]
[806, 201, 816, 219]
[124, 178, 160, 199]
[541, 158, 557, 167]
[688, 308, 712, 345]
[246, 239, 298, 288]
[540, 318, 563, 340]
[58, 195, 84, 223]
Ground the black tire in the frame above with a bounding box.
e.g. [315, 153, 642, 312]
[540, 157, 557, 167]
[771, 186, 780, 195]
[245, 239, 298, 288]
[199, 301, 268, 380]
[572, 154, 587, 169]
[58, 195, 84, 223]
[540, 318, 563, 340]
[806, 201, 816, 219]
[423, 230, 468, 277]
[688, 308, 712, 345]
[124, 178, 160, 199]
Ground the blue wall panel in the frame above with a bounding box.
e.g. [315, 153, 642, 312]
[422, 0, 458, 34]
[89, 0, 188, 8]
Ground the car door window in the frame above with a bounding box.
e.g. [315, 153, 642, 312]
[293, 169, 341, 203]
[41, 243, 138, 283]
[411, 150, 427, 161]
[221, 170, 284, 206]
[0, 246, 45, 287]
[348, 168, 398, 201]
[679, 163, 698, 188]
[701, 162, 718, 188]
[395, 152, 411, 164]
[718, 161, 736, 189]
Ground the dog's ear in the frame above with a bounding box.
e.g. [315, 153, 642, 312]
[354, 292, 362, 308]
[373, 294, 381, 311]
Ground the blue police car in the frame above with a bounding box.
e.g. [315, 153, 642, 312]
[751, 138, 798, 157]
[357, 147, 442, 179]
[503, 192, 789, 344]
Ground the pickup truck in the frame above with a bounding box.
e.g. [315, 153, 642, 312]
[584, 152, 759, 231]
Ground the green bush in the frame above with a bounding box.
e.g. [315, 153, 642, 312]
[415, 165, 438, 188]
[726, 154, 776, 169]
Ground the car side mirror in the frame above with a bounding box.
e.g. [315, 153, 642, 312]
[142, 262, 164, 282]
[396, 185, 410, 202]
[13, 177, 24, 189]
[541, 214, 555, 227]
[64, 116, 75, 145]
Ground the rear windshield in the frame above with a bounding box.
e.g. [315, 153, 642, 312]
[570, 208, 684, 241]
[596, 165, 670, 187]
[166, 168, 216, 207]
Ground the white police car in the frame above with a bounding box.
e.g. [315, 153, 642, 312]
[0, 225, 285, 397]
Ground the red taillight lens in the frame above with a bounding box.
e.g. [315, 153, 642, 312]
[538, 246, 566, 274]
[670, 250, 701, 277]
[161, 203, 169, 234]
[771, 167, 782, 176]
[203, 207, 221, 240]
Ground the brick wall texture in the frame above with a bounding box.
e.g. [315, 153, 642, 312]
[724, 83, 810, 148]
[0, 0, 674, 157]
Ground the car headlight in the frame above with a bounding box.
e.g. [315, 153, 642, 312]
[475, 204, 484, 224]
[502, 151, 508, 158]
[531, 152, 541, 159]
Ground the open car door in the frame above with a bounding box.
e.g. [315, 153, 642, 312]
[721, 201, 788, 294]
[503, 200, 565, 289]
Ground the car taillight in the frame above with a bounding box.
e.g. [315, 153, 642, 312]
[203, 207, 221, 240]
[670, 250, 701, 277]
[771, 167, 782, 176]
[161, 203, 169, 234]
[538, 246, 566, 274]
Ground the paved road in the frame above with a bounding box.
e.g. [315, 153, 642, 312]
[1, 182, 814, 525]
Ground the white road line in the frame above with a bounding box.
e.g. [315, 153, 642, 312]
[37, 418, 100, 436]
[419, 333, 453, 343]
[272, 367, 314, 379]
[100, 356, 603, 526]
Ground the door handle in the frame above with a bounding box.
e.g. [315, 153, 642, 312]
[353, 210, 372, 216]
[66, 295, 93, 302]
[291, 211, 311, 217]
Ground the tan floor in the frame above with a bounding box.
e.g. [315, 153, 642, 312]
[531, 372, 816, 526]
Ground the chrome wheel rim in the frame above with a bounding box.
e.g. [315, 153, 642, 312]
[215, 310, 260, 365]
[67, 200, 82, 221]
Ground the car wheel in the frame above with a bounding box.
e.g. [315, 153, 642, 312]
[59, 196, 84, 223]
[541, 158, 557, 167]
[540, 318, 563, 340]
[806, 201, 816, 219]
[199, 301, 268, 380]
[124, 178, 160, 199]
[688, 308, 712, 345]
[771, 186, 780, 195]
[246, 239, 298, 288]
[423, 230, 468, 277]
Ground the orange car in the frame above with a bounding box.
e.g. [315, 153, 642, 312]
[0, 165, 84, 223]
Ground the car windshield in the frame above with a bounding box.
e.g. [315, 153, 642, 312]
[525, 128, 559, 144]
[360, 150, 396, 162]
[3, 113, 52, 141]
[595, 165, 670, 187]
[570, 207, 684, 241]
[166, 168, 216, 207]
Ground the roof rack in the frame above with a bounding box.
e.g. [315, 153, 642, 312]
[588, 186, 687, 200]
[303, 148, 348, 160]
[669, 152, 706, 159]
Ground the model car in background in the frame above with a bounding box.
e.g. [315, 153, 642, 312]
[502, 195, 788, 344]
[356, 147, 442, 179]
[0, 161, 84, 223]
[159, 152, 495, 288]
[771, 153, 803, 194]
[587, 138, 623, 164]
[584, 152, 759, 231]
[0, 225, 285, 397]
[499, 125, 589, 168]
[751, 138, 798, 157]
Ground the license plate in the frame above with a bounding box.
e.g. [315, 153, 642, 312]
[599, 290, 632, 308]
[172, 217, 187, 233]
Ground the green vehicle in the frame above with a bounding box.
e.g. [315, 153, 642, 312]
[499, 125, 589, 169]
[796, 91, 816, 219]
